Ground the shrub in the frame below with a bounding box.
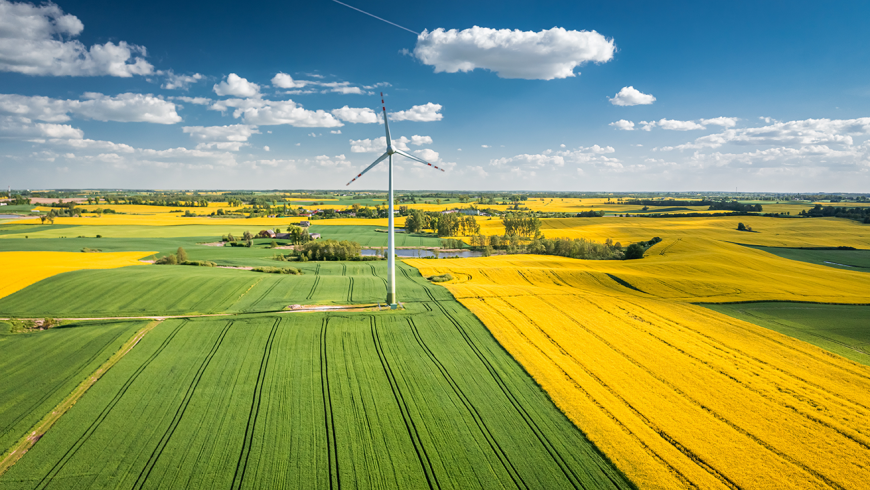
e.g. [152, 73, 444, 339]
[252, 266, 303, 274]
[155, 254, 178, 265]
[624, 243, 645, 260]
[428, 273, 454, 282]
[177, 247, 188, 263]
[81, 247, 101, 253]
[181, 260, 216, 267]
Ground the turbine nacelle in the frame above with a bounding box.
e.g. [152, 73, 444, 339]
[345, 92, 445, 187]
[342, 92, 446, 308]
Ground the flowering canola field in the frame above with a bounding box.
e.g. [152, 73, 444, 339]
[407, 239, 870, 489]
[473, 215, 870, 248]
[0, 251, 153, 301]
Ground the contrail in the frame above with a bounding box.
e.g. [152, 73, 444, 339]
[331, 0, 420, 36]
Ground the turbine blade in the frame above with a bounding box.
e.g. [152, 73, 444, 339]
[381, 92, 392, 147]
[346, 152, 389, 186]
[393, 148, 446, 172]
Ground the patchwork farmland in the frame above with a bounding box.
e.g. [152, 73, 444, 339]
[2, 196, 870, 489]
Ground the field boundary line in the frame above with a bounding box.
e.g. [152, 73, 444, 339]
[0, 319, 164, 477]
[0, 323, 132, 444]
[405, 317, 527, 489]
[132, 320, 234, 489]
[35, 320, 187, 488]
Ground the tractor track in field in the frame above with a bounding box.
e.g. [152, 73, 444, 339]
[424, 294, 592, 490]
[533, 295, 842, 489]
[474, 298, 697, 489]
[658, 238, 681, 256]
[0, 325, 131, 443]
[405, 317, 527, 489]
[320, 318, 340, 490]
[602, 302, 870, 447]
[499, 296, 746, 488]
[132, 320, 234, 490]
[736, 308, 870, 357]
[246, 277, 283, 312]
[347, 277, 355, 303]
[369, 317, 440, 490]
[632, 302, 870, 405]
[231, 317, 281, 490]
[307, 276, 321, 301]
[35, 320, 188, 490]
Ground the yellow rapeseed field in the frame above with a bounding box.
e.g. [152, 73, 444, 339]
[472, 216, 870, 248]
[407, 241, 870, 489]
[13, 214, 403, 228]
[0, 251, 154, 301]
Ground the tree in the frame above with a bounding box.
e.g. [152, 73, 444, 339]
[177, 247, 188, 263]
[625, 243, 645, 260]
[404, 209, 426, 233]
[737, 222, 747, 231]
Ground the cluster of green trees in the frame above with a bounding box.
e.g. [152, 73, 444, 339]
[802, 204, 870, 223]
[223, 231, 253, 247]
[625, 199, 712, 207]
[295, 239, 362, 261]
[404, 210, 481, 237]
[154, 247, 216, 266]
[708, 201, 763, 212]
[502, 213, 542, 237]
[574, 210, 606, 217]
[464, 234, 662, 261]
[479, 237, 626, 260]
[4, 195, 31, 205]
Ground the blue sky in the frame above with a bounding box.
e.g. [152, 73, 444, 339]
[2, 0, 869, 191]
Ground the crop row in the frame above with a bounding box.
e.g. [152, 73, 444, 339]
[408, 250, 870, 489]
[0, 308, 631, 489]
[0, 321, 147, 455]
[0, 261, 452, 318]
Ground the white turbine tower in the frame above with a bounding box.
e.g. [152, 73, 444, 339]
[346, 92, 444, 309]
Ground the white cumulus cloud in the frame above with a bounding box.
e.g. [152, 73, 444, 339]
[414, 26, 614, 80]
[172, 96, 212, 105]
[700, 117, 739, 128]
[210, 97, 342, 127]
[182, 124, 259, 151]
[271, 72, 307, 89]
[332, 106, 378, 124]
[413, 148, 440, 162]
[0, 115, 83, 139]
[349, 135, 431, 153]
[214, 73, 260, 98]
[0, 92, 181, 124]
[0, 0, 153, 77]
[389, 102, 443, 122]
[609, 119, 635, 130]
[160, 70, 203, 90]
[608, 86, 656, 106]
[657, 118, 706, 131]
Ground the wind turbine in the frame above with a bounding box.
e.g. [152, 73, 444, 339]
[346, 92, 445, 309]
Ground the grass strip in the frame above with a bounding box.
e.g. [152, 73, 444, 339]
[0, 320, 163, 476]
